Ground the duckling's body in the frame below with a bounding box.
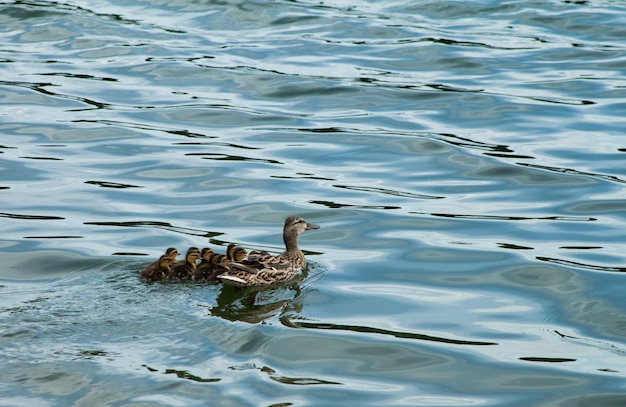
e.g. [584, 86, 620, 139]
[218, 216, 319, 287]
[140, 255, 172, 282]
[169, 247, 200, 281]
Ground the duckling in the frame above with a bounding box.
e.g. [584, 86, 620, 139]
[226, 244, 247, 262]
[143, 247, 178, 270]
[218, 216, 319, 287]
[197, 253, 231, 283]
[197, 247, 214, 267]
[214, 254, 230, 274]
[168, 247, 200, 281]
[165, 247, 179, 261]
[140, 255, 172, 282]
[193, 252, 218, 283]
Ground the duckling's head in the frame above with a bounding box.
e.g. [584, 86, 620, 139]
[232, 247, 247, 261]
[186, 247, 200, 262]
[201, 247, 214, 260]
[215, 254, 229, 266]
[209, 253, 220, 265]
[165, 247, 179, 260]
[158, 255, 173, 269]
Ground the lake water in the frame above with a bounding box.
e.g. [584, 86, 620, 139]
[2, 0, 626, 405]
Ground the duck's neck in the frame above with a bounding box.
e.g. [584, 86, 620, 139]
[283, 231, 301, 254]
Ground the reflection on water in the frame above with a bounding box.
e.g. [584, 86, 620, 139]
[211, 282, 305, 324]
[2, 0, 626, 405]
[282, 318, 497, 346]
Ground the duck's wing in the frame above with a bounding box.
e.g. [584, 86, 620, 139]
[244, 250, 274, 263]
[218, 265, 297, 287]
[217, 274, 250, 286]
[227, 261, 260, 274]
[225, 249, 272, 274]
[244, 249, 292, 267]
[227, 250, 294, 275]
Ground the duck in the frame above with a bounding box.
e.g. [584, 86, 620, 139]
[168, 247, 200, 281]
[140, 254, 172, 282]
[165, 247, 179, 261]
[226, 243, 247, 262]
[197, 247, 214, 267]
[214, 254, 230, 274]
[193, 251, 219, 283]
[143, 247, 178, 269]
[218, 216, 319, 287]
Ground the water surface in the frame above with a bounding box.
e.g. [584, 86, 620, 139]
[2, 0, 626, 406]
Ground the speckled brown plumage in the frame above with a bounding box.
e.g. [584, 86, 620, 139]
[218, 216, 319, 287]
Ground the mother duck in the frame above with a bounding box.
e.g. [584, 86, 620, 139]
[218, 216, 319, 287]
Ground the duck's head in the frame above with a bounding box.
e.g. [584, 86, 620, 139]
[201, 247, 214, 260]
[283, 216, 320, 250]
[158, 255, 173, 270]
[165, 247, 179, 260]
[284, 216, 320, 235]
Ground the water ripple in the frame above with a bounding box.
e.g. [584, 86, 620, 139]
[282, 318, 497, 346]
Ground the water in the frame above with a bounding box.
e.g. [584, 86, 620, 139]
[1, 0, 626, 405]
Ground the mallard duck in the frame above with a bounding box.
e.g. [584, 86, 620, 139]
[218, 216, 319, 287]
[226, 243, 247, 262]
[140, 255, 172, 282]
[168, 247, 200, 281]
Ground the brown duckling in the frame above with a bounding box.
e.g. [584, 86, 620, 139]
[197, 247, 214, 268]
[213, 254, 230, 275]
[196, 254, 228, 281]
[140, 255, 172, 282]
[143, 247, 178, 271]
[226, 243, 247, 262]
[168, 247, 200, 281]
[193, 252, 219, 283]
[218, 216, 319, 287]
[165, 247, 179, 261]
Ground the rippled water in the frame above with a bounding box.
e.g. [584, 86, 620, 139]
[2, 0, 626, 405]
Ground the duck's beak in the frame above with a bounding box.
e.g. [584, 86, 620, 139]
[305, 222, 320, 230]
